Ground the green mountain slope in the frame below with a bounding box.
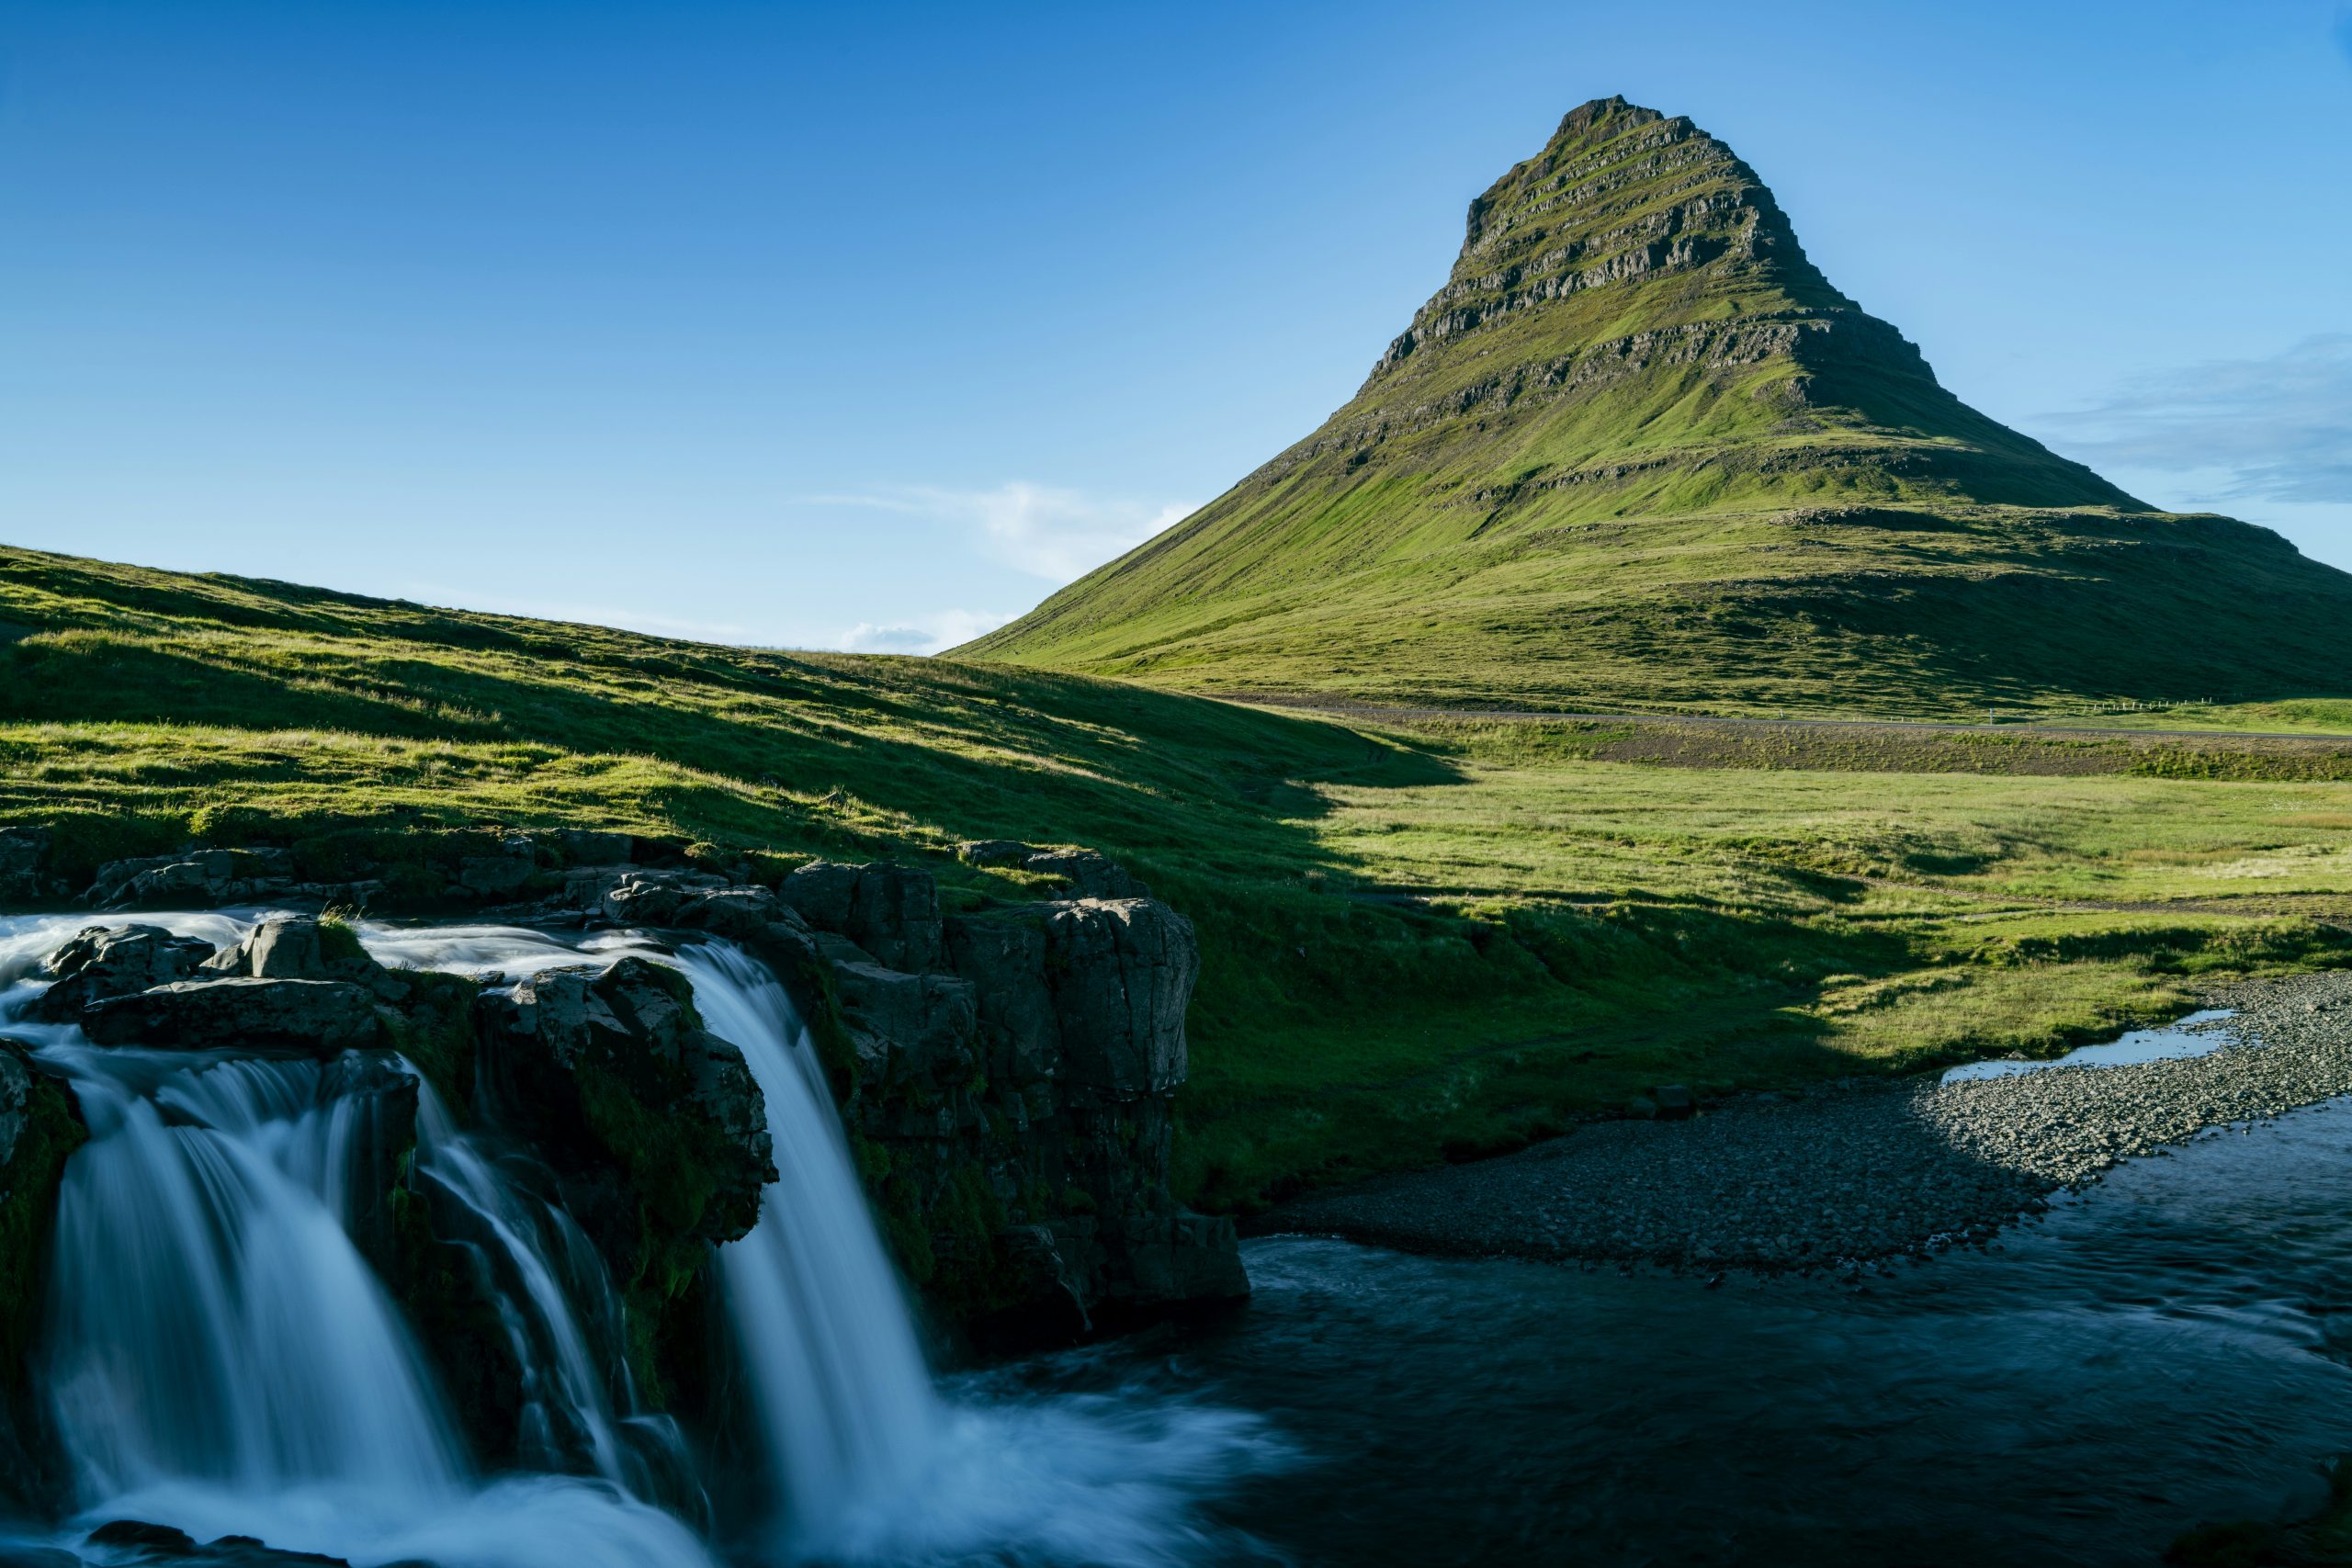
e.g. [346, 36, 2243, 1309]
[960, 96, 2352, 715]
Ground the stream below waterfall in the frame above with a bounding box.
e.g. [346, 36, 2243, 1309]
[5, 912, 2352, 1566]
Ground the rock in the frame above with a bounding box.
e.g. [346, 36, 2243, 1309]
[777, 861, 944, 972]
[85, 1520, 197, 1554]
[74, 1521, 351, 1566]
[1654, 1084, 1695, 1120]
[457, 836, 539, 898]
[0, 827, 53, 907]
[85, 848, 294, 910]
[1129, 1212, 1250, 1303]
[775, 860, 860, 931]
[763, 868, 1241, 1333]
[80, 979, 385, 1054]
[475, 959, 774, 1246]
[1040, 899, 1196, 1096]
[203, 918, 411, 1002]
[556, 829, 635, 866]
[983, 1224, 1090, 1341]
[221, 917, 328, 979]
[831, 962, 978, 1083]
[34, 925, 218, 1021]
[956, 839, 1033, 868]
[942, 914, 1060, 1085]
[0, 1041, 85, 1406]
[1023, 850, 1149, 901]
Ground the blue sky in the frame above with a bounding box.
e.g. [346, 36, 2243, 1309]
[2, 0, 2347, 651]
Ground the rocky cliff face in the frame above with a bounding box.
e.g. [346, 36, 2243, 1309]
[576, 854, 1248, 1339]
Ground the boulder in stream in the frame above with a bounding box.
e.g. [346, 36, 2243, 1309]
[201, 916, 408, 999]
[33, 925, 217, 1022]
[79, 978, 387, 1054]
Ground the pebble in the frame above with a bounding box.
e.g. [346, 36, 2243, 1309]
[1273, 969, 2352, 1274]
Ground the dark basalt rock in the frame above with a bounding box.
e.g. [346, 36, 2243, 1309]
[33, 925, 217, 1022]
[1022, 850, 1150, 902]
[86, 1520, 198, 1554]
[201, 917, 409, 999]
[475, 959, 775, 1248]
[596, 863, 1248, 1342]
[469, 954, 775, 1414]
[954, 839, 1032, 868]
[0, 829, 58, 908]
[778, 862, 944, 972]
[0, 1040, 86, 1513]
[1037, 898, 1191, 1095]
[75, 1521, 355, 1566]
[80, 979, 387, 1054]
[84, 848, 297, 911]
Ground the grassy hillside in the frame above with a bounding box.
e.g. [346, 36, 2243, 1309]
[959, 98, 2352, 716]
[4, 544, 2349, 1212]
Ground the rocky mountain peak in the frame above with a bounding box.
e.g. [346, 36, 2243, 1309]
[1378, 96, 1845, 381]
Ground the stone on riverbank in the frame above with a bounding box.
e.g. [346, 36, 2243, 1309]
[1275, 969, 2352, 1276]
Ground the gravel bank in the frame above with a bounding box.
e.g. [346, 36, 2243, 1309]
[1272, 969, 2352, 1272]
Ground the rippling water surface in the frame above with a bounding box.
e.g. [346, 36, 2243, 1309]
[991, 1101, 2352, 1567]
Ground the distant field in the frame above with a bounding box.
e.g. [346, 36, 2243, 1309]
[2038, 698, 2352, 736]
[5, 545, 2347, 1213]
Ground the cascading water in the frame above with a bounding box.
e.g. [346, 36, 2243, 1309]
[410, 1083, 697, 1509]
[0, 913, 715, 1568]
[0, 912, 1284, 1568]
[45, 1048, 459, 1505]
[675, 942, 938, 1551]
[361, 922, 1291, 1566]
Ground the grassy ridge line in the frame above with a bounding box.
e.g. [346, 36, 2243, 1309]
[5, 544, 2349, 1212]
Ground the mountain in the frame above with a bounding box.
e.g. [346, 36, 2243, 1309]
[957, 96, 2352, 714]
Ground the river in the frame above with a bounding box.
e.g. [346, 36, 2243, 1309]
[1001, 1102, 2352, 1565]
[7, 911, 2352, 1566]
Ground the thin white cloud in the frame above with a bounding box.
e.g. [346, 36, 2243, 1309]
[2042, 335, 2352, 504]
[811, 481, 1195, 582]
[835, 608, 1012, 657]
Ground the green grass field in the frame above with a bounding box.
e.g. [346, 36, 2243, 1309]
[5, 544, 2348, 1213]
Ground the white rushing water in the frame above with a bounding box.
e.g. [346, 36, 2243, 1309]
[678, 942, 939, 1551]
[0, 913, 714, 1568]
[362, 922, 1291, 1567]
[0, 911, 1285, 1567]
[410, 1081, 695, 1506]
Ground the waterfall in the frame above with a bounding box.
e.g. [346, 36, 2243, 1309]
[670, 943, 940, 1552]
[0, 914, 716, 1568]
[44, 1049, 460, 1503]
[0, 912, 1283, 1568]
[411, 1084, 698, 1509]
[355, 922, 1292, 1564]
